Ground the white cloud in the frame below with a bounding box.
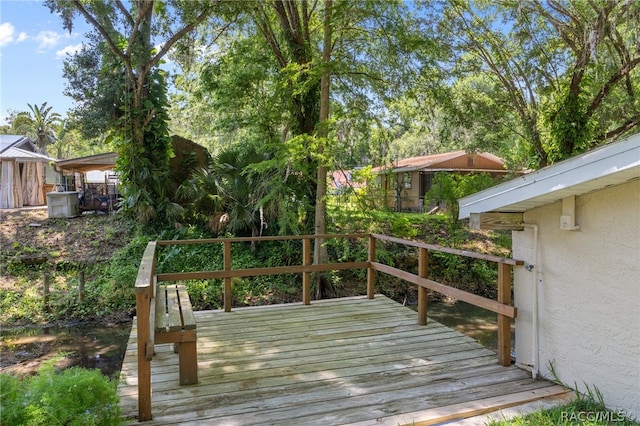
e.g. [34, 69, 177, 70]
[0, 22, 15, 47]
[16, 32, 28, 43]
[35, 30, 61, 51]
[56, 43, 83, 59]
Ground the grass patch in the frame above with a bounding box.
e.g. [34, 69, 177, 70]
[487, 366, 639, 426]
[487, 396, 638, 425]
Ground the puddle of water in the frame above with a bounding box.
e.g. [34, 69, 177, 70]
[411, 300, 515, 352]
[0, 322, 131, 378]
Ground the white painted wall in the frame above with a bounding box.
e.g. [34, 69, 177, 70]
[512, 179, 640, 420]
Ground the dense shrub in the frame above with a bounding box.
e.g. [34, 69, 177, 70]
[0, 363, 122, 425]
[425, 172, 498, 225]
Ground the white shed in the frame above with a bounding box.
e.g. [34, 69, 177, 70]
[0, 135, 58, 209]
[458, 133, 640, 420]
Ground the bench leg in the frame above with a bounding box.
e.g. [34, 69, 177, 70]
[177, 341, 198, 385]
[138, 348, 152, 421]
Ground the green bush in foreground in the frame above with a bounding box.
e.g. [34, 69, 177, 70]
[0, 362, 122, 426]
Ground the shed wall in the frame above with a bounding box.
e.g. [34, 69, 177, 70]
[512, 179, 640, 419]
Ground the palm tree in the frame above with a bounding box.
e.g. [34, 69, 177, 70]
[12, 102, 62, 154]
[213, 146, 266, 238]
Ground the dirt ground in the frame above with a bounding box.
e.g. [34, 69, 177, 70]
[0, 208, 135, 376]
[0, 208, 131, 289]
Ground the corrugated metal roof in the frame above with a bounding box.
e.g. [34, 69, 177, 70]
[0, 135, 34, 154]
[458, 133, 640, 219]
[0, 146, 57, 162]
[56, 152, 118, 172]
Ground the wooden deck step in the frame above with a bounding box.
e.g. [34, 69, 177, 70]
[349, 386, 573, 426]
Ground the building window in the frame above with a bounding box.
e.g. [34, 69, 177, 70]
[402, 172, 412, 188]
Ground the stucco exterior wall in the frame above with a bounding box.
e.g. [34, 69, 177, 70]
[512, 179, 640, 420]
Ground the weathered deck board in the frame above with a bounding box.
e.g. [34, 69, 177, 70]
[117, 295, 568, 425]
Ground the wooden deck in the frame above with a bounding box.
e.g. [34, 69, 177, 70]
[117, 295, 569, 425]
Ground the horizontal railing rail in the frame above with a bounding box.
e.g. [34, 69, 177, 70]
[371, 233, 524, 265]
[138, 233, 523, 366]
[369, 262, 516, 318]
[155, 233, 368, 245]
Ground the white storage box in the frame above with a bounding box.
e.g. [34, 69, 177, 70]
[47, 191, 80, 218]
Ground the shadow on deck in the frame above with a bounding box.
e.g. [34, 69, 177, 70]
[117, 295, 569, 425]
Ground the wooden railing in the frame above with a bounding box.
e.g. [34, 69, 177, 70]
[155, 234, 369, 309]
[138, 233, 523, 366]
[369, 234, 522, 366]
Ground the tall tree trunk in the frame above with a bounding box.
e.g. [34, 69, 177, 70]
[314, 0, 332, 299]
[131, 0, 154, 148]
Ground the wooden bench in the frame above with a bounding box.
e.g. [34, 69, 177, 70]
[135, 242, 198, 421]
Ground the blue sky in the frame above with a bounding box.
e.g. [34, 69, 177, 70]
[0, 0, 91, 125]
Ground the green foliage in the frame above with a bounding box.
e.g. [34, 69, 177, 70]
[0, 362, 121, 426]
[195, 33, 287, 149]
[60, 38, 126, 138]
[425, 173, 497, 226]
[0, 261, 139, 326]
[0, 224, 149, 325]
[388, 215, 418, 238]
[542, 87, 598, 163]
[2, 186, 513, 326]
[438, 0, 640, 168]
[46, 0, 224, 227]
[156, 238, 307, 308]
[156, 240, 223, 275]
[0, 287, 44, 325]
[183, 280, 223, 310]
[114, 69, 179, 225]
[175, 166, 223, 228]
[11, 102, 62, 153]
[251, 135, 319, 234]
[176, 139, 317, 237]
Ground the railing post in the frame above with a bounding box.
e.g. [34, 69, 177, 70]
[223, 241, 232, 312]
[497, 262, 512, 366]
[302, 238, 311, 305]
[136, 285, 152, 421]
[367, 235, 376, 299]
[417, 248, 429, 325]
[136, 241, 156, 422]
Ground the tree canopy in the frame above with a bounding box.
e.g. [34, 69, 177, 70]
[45, 0, 639, 231]
[46, 0, 231, 223]
[436, 0, 639, 167]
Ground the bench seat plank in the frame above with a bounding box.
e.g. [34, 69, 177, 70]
[156, 284, 194, 333]
[165, 285, 183, 332]
[177, 285, 197, 329]
[155, 285, 169, 332]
